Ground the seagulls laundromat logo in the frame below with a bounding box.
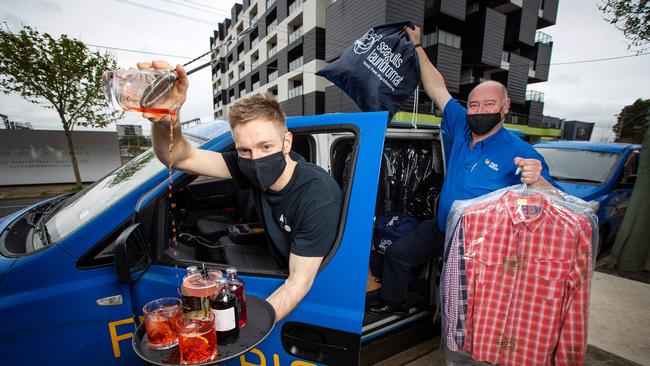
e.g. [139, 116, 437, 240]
[484, 159, 500, 172]
[354, 29, 383, 55]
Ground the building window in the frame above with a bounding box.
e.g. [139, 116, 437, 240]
[576, 127, 588, 140]
[421, 29, 461, 49]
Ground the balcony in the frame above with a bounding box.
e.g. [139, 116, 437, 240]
[268, 70, 278, 82]
[535, 31, 553, 45]
[289, 0, 303, 15]
[267, 19, 277, 34]
[421, 30, 461, 49]
[250, 14, 260, 25]
[526, 90, 544, 103]
[266, 0, 276, 9]
[252, 81, 260, 90]
[251, 60, 260, 69]
[289, 56, 303, 71]
[460, 75, 485, 86]
[289, 28, 303, 43]
[288, 85, 303, 99]
[251, 38, 259, 49]
[267, 46, 278, 58]
[528, 60, 535, 78]
[500, 51, 511, 70]
[489, 0, 523, 14]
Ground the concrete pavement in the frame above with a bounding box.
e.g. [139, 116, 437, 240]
[378, 271, 650, 365]
[589, 271, 650, 365]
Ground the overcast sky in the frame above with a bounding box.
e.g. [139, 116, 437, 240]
[1, 0, 648, 140]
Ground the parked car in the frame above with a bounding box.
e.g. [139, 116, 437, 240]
[0, 113, 445, 366]
[534, 141, 642, 254]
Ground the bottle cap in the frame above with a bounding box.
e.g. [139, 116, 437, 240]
[215, 278, 228, 285]
[226, 267, 238, 275]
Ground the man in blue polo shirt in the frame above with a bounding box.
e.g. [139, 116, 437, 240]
[369, 25, 559, 314]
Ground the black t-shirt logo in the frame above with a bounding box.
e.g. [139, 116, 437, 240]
[279, 214, 292, 233]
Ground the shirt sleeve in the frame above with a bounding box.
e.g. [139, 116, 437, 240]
[555, 215, 592, 365]
[441, 99, 468, 145]
[290, 200, 341, 257]
[443, 221, 463, 352]
[221, 151, 252, 189]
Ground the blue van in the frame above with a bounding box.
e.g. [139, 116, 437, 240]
[534, 141, 641, 253]
[0, 113, 446, 366]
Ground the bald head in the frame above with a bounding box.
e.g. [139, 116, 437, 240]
[469, 81, 508, 104]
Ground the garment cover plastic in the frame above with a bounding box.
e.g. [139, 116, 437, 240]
[440, 184, 598, 366]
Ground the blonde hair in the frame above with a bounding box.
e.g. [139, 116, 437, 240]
[227, 92, 287, 134]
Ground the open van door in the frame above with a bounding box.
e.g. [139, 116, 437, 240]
[124, 112, 388, 365]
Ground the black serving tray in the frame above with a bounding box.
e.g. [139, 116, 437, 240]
[133, 296, 275, 365]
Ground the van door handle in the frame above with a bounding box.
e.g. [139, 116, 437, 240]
[96, 295, 123, 306]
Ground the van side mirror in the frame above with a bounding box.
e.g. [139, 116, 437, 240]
[114, 223, 151, 285]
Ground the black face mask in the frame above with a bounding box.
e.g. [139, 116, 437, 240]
[238, 150, 287, 191]
[466, 106, 504, 136]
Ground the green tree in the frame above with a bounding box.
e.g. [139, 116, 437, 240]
[612, 98, 650, 143]
[0, 25, 123, 189]
[599, 0, 650, 51]
[609, 124, 650, 271]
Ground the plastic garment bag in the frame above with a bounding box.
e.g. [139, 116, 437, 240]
[316, 22, 420, 118]
[440, 184, 598, 366]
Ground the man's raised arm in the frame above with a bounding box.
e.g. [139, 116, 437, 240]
[403, 25, 452, 112]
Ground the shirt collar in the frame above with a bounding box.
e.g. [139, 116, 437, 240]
[503, 190, 547, 232]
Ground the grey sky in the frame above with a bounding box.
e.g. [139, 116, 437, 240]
[1, 0, 648, 140]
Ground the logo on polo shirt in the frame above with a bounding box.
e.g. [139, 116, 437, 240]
[279, 214, 292, 232]
[484, 159, 500, 172]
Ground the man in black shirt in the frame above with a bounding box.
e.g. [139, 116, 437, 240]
[141, 60, 342, 322]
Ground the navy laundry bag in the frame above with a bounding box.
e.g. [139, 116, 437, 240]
[370, 211, 419, 278]
[316, 22, 420, 118]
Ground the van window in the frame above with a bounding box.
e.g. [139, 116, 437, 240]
[44, 137, 203, 244]
[158, 130, 355, 273]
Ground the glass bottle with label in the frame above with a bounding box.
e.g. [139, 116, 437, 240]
[226, 267, 247, 328]
[181, 266, 221, 316]
[210, 278, 240, 345]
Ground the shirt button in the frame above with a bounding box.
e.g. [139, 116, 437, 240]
[501, 312, 506, 318]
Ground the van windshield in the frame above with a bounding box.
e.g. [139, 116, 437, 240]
[44, 137, 202, 243]
[535, 147, 619, 184]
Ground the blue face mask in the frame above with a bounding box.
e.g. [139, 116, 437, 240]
[238, 149, 287, 191]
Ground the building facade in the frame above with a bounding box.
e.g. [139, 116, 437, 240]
[211, 0, 330, 118]
[561, 120, 595, 141]
[211, 0, 560, 140]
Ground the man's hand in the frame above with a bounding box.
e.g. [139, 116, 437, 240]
[514, 157, 542, 185]
[514, 157, 556, 191]
[403, 24, 421, 46]
[136, 60, 189, 123]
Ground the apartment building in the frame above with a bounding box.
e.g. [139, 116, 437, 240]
[212, 0, 559, 136]
[210, 0, 331, 118]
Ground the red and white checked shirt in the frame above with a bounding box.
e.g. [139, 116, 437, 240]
[462, 191, 592, 366]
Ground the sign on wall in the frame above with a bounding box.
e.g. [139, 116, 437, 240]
[0, 129, 121, 185]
